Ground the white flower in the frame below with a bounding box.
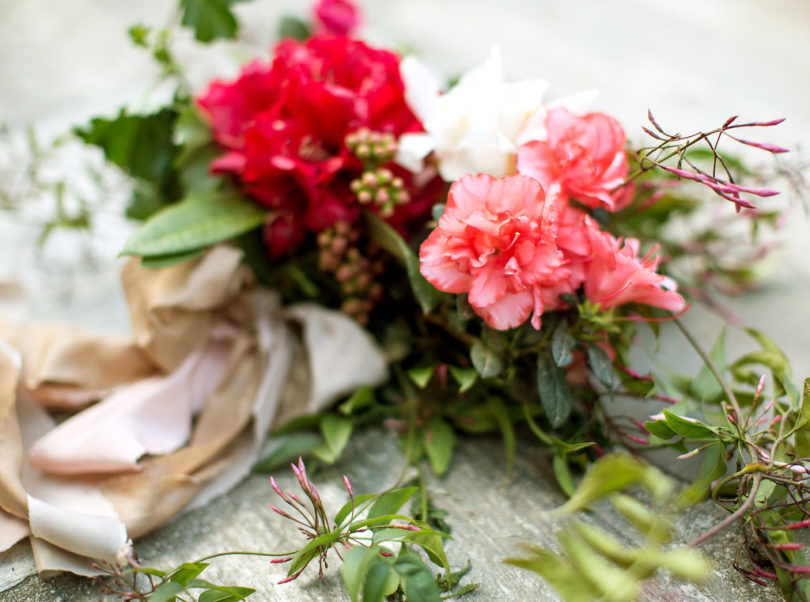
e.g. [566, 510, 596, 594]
[397, 46, 549, 181]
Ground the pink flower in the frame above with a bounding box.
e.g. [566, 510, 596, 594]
[313, 0, 362, 36]
[582, 222, 685, 312]
[517, 108, 630, 211]
[420, 173, 571, 330]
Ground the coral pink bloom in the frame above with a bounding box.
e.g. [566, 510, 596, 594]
[313, 0, 362, 36]
[517, 108, 630, 211]
[582, 221, 685, 312]
[420, 173, 570, 330]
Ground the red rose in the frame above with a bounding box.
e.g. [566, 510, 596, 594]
[197, 35, 429, 258]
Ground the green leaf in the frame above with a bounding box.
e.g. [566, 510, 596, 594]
[536, 352, 574, 428]
[504, 545, 593, 602]
[342, 546, 379, 602]
[394, 552, 442, 602]
[470, 340, 503, 379]
[339, 386, 375, 415]
[558, 454, 665, 514]
[368, 487, 418, 520]
[313, 414, 353, 464]
[488, 398, 516, 479]
[197, 586, 255, 601]
[364, 560, 399, 602]
[663, 410, 718, 439]
[448, 366, 478, 393]
[253, 432, 323, 472]
[335, 494, 377, 527]
[408, 364, 436, 389]
[644, 418, 676, 440]
[181, 0, 246, 42]
[149, 581, 185, 602]
[140, 248, 205, 270]
[679, 442, 727, 504]
[288, 531, 341, 576]
[365, 211, 444, 313]
[552, 453, 576, 497]
[122, 192, 267, 258]
[422, 417, 456, 475]
[558, 531, 639, 599]
[76, 108, 178, 185]
[405, 524, 451, 575]
[691, 329, 726, 402]
[551, 321, 576, 368]
[278, 15, 311, 40]
[587, 345, 614, 389]
[169, 562, 208, 586]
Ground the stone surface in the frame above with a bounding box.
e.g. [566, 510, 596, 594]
[0, 430, 781, 600]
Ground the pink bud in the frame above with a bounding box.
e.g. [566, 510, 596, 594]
[277, 575, 298, 585]
[270, 557, 293, 564]
[270, 505, 291, 519]
[789, 565, 810, 574]
[752, 118, 786, 127]
[767, 542, 803, 550]
[733, 137, 789, 153]
[723, 115, 739, 127]
[787, 519, 810, 530]
[626, 434, 649, 445]
[755, 375, 767, 399]
[343, 475, 354, 498]
[379, 550, 394, 557]
[392, 524, 420, 531]
[661, 165, 701, 181]
[752, 567, 778, 579]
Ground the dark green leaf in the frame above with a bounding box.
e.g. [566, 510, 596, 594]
[368, 487, 418, 520]
[363, 560, 399, 602]
[76, 109, 178, 185]
[551, 321, 576, 368]
[536, 352, 574, 428]
[149, 581, 185, 602]
[288, 531, 340, 576]
[405, 524, 451, 574]
[181, 0, 246, 42]
[278, 16, 311, 40]
[253, 432, 323, 472]
[121, 192, 267, 258]
[470, 340, 503, 379]
[365, 211, 444, 313]
[587, 345, 614, 388]
[422, 417, 456, 475]
[644, 419, 676, 440]
[394, 553, 442, 602]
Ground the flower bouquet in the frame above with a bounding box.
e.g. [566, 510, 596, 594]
[1, 0, 809, 600]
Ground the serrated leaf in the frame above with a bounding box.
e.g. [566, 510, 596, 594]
[470, 340, 503, 378]
[253, 432, 323, 472]
[122, 192, 267, 258]
[448, 366, 478, 393]
[551, 321, 576, 368]
[587, 345, 614, 388]
[422, 417, 456, 475]
[149, 581, 185, 602]
[536, 352, 574, 428]
[365, 211, 444, 313]
[368, 487, 418, 520]
[408, 364, 436, 389]
[313, 414, 353, 464]
[181, 0, 246, 42]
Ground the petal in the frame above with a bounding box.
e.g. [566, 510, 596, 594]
[474, 290, 533, 330]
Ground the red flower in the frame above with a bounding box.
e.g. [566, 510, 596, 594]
[313, 0, 362, 36]
[517, 108, 630, 211]
[196, 35, 430, 258]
